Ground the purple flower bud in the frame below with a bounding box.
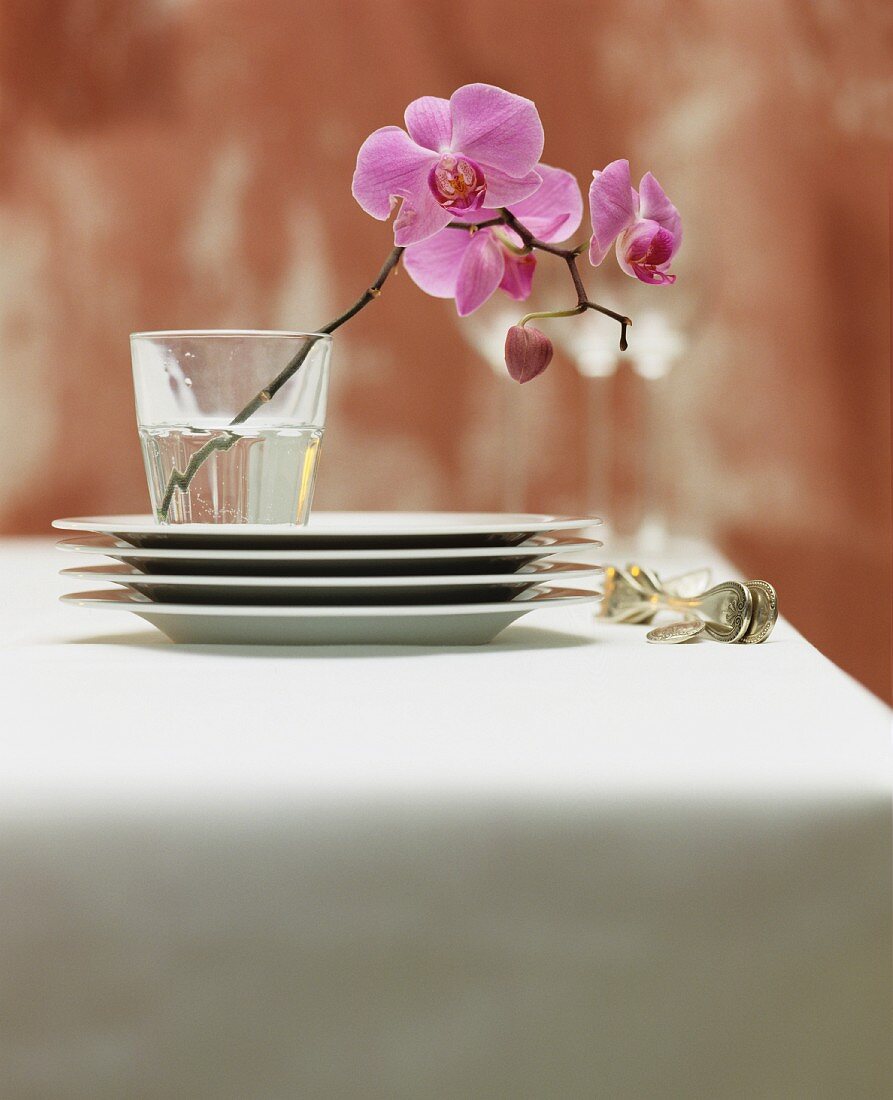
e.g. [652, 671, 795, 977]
[504, 325, 553, 383]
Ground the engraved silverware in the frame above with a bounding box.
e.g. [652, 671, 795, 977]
[741, 580, 778, 644]
[599, 563, 775, 644]
[657, 581, 753, 643]
[646, 620, 704, 644]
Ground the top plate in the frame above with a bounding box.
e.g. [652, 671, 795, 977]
[52, 512, 603, 550]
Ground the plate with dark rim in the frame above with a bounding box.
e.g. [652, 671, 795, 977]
[52, 511, 603, 550]
[55, 532, 602, 575]
[59, 560, 602, 605]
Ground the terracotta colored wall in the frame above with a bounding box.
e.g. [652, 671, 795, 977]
[0, 0, 890, 699]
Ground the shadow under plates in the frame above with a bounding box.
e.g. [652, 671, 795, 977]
[65, 623, 598, 658]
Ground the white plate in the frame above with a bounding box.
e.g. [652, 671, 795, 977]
[55, 533, 603, 576]
[59, 561, 602, 605]
[52, 511, 602, 549]
[60, 586, 600, 645]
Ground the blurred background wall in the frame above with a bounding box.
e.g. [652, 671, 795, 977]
[0, 0, 890, 700]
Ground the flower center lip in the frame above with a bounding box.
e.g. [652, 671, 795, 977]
[429, 154, 486, 211]
[626, 224, 673, 268]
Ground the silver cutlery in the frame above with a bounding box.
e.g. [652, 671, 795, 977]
[599, 563, 777, 644]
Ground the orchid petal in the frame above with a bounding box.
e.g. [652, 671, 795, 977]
[448, 206, 504, 226]
[508, 164, 583, 242]
[404, 96, 452, 152]
[631, 266, 676, 285]
[401, 228, 472, 298]
[497, 226, 524, 248]
[588, 159, 637, 266]
[616, 220, 677, 284]
[392, 190, 453, 246]
[478, 166, 542, 209]
[615, 236, 635, 279]
[638, 171, 682, 257]
[498, 251, 537, 301]
[352, 125, 437, 220]
[449, 83, 544, 178]
[454, 230, 505, 316]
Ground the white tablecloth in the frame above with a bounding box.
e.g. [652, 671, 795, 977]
[1, 538, 890, 1098]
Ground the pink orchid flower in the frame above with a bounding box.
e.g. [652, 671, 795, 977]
[588, 159, 681, 285]
[401, 164, 582, 316]
[352, 83, 545, 246]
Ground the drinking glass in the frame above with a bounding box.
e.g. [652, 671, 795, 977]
[130, 330, 331, 524]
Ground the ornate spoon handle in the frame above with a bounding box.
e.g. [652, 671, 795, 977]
[661, 581, 753, 643]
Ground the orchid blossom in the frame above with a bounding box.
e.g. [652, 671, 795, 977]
[588, 159, 681, 285]
[401, 165, 582, 315]
[351, 84, 544, 246]
[155, 91, 684, 515]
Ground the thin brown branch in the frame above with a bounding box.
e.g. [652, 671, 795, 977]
[157, 246, 405, 520]
[446, 217, 506, 230]
[500, 208, 632, 351]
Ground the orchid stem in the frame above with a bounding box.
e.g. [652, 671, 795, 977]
[445, 217, 504, 230]
[231, 246, 404, 426]
[500, 209, 632, 352]
[448, 209, 633, 352]
[156, 245, 405, 521]
[519, 305, 587, 326]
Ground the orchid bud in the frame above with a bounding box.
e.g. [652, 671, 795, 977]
[504, 325, 553, 383]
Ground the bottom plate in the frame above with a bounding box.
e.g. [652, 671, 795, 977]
[60, 587, 600, 645]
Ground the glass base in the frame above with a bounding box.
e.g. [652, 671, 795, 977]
[140, 421, 324, 524]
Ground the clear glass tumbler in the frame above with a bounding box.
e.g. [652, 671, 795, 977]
[130, 330, 331, 524]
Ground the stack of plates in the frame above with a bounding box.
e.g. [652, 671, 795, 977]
[54, 513, 603, 645]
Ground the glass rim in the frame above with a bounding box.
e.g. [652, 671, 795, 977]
[130, 329, 333, 342]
